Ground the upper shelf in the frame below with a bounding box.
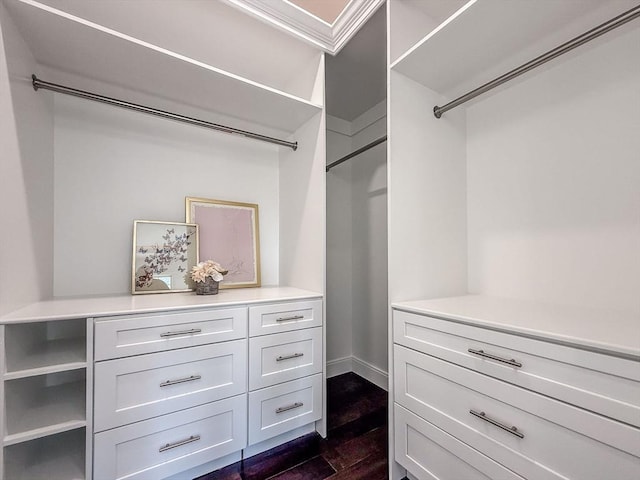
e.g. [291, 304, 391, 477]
[391, 0, 639, 100]
[4, 0, 323, 134]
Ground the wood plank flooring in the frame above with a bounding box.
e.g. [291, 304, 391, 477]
[198, 372, 388, 480]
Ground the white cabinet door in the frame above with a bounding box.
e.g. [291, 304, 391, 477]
[94, 395, 247, 480]
[248, 300, 322, 336]
[249, 328, 322, 390]
[95, 307, 247, 360]
[95, 340, 246, 432]
[395, 404, 525, 480]
[248, 374, 322, 445]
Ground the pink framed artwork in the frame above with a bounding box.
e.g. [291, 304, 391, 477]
[185, 197, 261, 288]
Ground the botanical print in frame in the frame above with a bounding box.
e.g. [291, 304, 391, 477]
[132, 220, 198, 294]
[185, 197, 261, 288]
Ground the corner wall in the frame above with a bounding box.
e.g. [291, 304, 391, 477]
[0, 8, 54, 315]
[326, 101, 388, 389]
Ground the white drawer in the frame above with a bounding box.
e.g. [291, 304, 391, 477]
[95, 339, 247, 432]
[94, 395, 247, 480]
[95, 307, 247, 360]
[248, 373, 322, 445]
[395, 404, 524, 480]
[395, 345, 640, 480]
[249, 327, 322, 390]
[394, 309, 640, 427]
[249, 300, 322, 336]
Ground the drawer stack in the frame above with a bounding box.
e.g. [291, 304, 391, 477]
[248, 300, 323, 445]
[392, 307, 640, 480]
[93, 308, 248, 480]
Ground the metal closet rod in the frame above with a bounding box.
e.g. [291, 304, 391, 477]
[31, 75, 298, 151]
[326, 135, 387, 172]
[433, 5, 640, 119]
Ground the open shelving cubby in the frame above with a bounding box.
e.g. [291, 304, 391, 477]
[4, 428, 86, 480]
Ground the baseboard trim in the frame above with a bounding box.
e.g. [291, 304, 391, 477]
[327, 355, 388, 391]
[326, 356, 353, 378]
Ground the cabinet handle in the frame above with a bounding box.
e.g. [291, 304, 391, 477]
[276, 315, 304, 322]
[276, 402, 304, 414]
[468, 348, 522, 368]
[159, 434, 201, 452]
[470, 410, 524, 438]
[276, 352, 304, 362]
[160, 328, 202, 338]
[160, 375, 202, 388]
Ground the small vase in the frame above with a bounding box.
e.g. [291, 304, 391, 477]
[194, 277, 219, 295]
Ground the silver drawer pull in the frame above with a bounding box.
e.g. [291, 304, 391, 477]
[468, 348, 522, 368]
[276, 315, 304, 322]
[160, 375, 201, 388]
[470, 410, 524, 439]
[276, 352, 304, 362]
[276, 402, 304, 414]
[160, 328, 202, 338]
[159, 434, 201, 452]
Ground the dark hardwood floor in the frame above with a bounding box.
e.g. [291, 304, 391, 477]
[198, 372, 388, 480]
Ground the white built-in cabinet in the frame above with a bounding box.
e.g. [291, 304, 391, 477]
[0, 0, 327, 478]
[387, 1, 640, 479]
[1, 289, 323, 480]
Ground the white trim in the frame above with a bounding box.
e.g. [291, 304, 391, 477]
[326, 115, 352, 136]
[351, 99, 387, 136]
[327, 355, 388, 391]
[327, 356, 353, 377]
[352, 355, 388, 391]
[221, 0, 385, 55]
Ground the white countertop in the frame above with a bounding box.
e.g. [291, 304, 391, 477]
[0, 286, 323, 323]
[393, 295, 640, 358]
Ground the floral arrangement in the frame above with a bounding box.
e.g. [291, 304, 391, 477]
[190, 260, 228, 283]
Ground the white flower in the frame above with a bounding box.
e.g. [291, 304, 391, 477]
[190, 260, 227, 283]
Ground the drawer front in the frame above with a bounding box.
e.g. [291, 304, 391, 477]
[394, 309, 640, 427]
[394, 345, 640, 480]
[249, 300, 322, 336]
[395, 404, 524, 480]
[95, 339, 247, 432]
[95, 307, 247, 360]
[94, 395, 247, 480]
[249, 328, 322, 390]
[248, 373, 322, 445]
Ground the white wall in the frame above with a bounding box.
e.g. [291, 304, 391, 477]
[326, 121, 353, 368]
[467, 25, 640, 314]
[53, 94, 280, 296]
[0, 8, 54, 314]
[326, 101, 389, 386]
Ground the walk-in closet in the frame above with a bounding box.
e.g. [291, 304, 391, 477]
[325, 5, 389, 390]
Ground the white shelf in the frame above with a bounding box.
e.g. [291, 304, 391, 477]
[4, 428, 86, 480]
[4, 0, 322, 134]
[4, 374, 86, 445]
[4, 319, 87, 378]
[393, 295, 640, 358]
[391, 0, 639, 98]
[4, 338, 86, 379]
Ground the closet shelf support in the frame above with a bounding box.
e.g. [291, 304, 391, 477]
[433, 5, 640, 119]
[31, 75, 298, 151]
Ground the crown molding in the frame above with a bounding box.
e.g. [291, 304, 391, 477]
[221, 0, 385, 55]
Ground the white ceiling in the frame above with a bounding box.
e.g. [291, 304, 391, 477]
[325, 4, 386, 121]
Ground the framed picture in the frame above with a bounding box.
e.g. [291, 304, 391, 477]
[186, 197, 261, 288]
[132, 220, 199, 294]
